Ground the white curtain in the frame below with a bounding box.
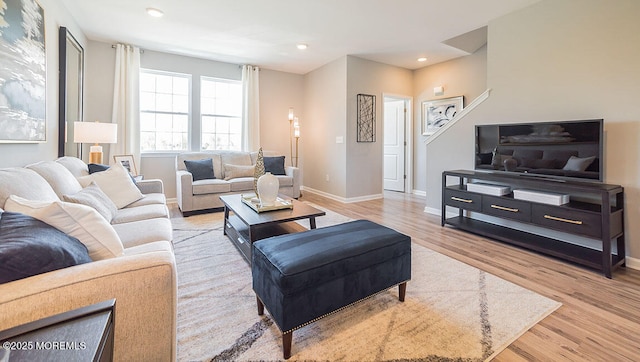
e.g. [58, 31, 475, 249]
[242, 65, 260, 151]
[109, 44, 141, 168]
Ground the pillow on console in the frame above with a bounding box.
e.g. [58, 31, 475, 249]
[264, 156, 286, 175]
[77, 161, 143, 209]
[184, 158, 215, 181]
[0, 211, 91, 284]
[563, 156, 596, 172]
[224, 164, 255, 180]
[63, 181, 118, 222]
[4, 195, 124, 261]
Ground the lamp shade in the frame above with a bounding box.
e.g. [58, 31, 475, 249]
[73, 122, 118, 144]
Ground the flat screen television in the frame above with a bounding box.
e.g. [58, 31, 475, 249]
[475, 119, 603, 182]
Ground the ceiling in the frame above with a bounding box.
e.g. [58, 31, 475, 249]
[59, 0, 540, 74]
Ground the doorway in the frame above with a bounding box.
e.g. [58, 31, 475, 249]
[383, 95, 412, 193]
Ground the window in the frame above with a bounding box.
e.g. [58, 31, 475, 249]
[200, 77, 242, 151]
[139, 70, 191, 152]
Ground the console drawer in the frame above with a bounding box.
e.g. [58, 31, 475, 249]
[482, 195, 531, 222]
[532, 204, 601, 238]
[444, 189, 481, 212]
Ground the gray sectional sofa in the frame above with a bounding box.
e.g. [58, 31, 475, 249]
[176, 150, 300, 215]
[0, 157, 177, 361]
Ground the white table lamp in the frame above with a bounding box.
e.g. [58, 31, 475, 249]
[74, 121, 118, 164]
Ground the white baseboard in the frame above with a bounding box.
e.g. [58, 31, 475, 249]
[166, 197, 177, 204]
[625, 256, 640, 271]
[423, 206, 441, 216]
[301, 186, 383, 203]
[412, 190, 427, 197]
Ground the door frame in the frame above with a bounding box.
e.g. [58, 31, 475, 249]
[382, 93, 413, 194]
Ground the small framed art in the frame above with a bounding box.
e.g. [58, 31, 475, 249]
[113, 155, 137, 176]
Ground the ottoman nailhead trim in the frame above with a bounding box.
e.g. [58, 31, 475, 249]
[282, 279, 410, 334]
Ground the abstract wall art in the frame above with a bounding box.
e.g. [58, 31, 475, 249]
[357, 93, 375, 142]
[0, 0, 46, 142]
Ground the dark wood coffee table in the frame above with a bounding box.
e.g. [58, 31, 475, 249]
[220, 194, 326, 264]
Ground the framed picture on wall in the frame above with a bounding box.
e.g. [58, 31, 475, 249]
[0, 0, 46, 143]
[422, 96, 463, 136]
[113, 155, 137, 176]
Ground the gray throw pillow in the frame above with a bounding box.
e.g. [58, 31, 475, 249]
[563, 156, 596, 172]
[264, 156, 286, 175]
[0, 211, 92, 284]
[184, 159, 215, 181]
[63, 182, 118, 222]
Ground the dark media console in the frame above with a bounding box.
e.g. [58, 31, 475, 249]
[442, 170, 625, 278]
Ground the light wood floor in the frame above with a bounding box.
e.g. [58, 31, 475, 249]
[299, 191, 640, 361]
[172, 191, 640, 361]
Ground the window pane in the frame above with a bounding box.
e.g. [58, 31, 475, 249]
[140, 92, 155, 111]
[140, 112, 156, 131]
[174, 95, 189, 113]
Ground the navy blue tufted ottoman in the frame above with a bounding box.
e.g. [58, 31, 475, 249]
[252, 219, 411, 359]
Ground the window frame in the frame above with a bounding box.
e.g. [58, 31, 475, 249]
[139, 68, 192, 153]
[200, 76, 243, 151]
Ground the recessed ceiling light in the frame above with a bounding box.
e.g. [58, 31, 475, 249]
[146, 7, 164, 18]
[296, 43, 308, 50]
[417, 57, 427, 62]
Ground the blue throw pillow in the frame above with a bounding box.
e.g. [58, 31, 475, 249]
[264, 156, 286, 175]
[0, 211, 92, 284]
[184, 159, 215, 181]
[88, 163, 110, 174]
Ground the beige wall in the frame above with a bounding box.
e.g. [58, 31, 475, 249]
[0, 0, 86, 167]
[424, 0, 640, 259]
[346, 56, 413, 199]
[302, 57, 348, 197]
[258, 69, 305, 167]
[413, 45, 488, 193]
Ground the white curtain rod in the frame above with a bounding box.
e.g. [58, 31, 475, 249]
[111, 44, 144, 53]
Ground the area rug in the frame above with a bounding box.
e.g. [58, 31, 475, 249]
[171, 206, 561, 362]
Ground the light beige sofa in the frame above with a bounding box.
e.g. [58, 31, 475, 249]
[176, 150, 300, 215]
[0, 157, 177, 361]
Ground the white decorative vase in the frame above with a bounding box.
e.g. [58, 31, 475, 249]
[257, 172, 279, 206]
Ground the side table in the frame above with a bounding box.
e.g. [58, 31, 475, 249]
[0, 299, 115, 362]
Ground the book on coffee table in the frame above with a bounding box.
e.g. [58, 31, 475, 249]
[240, 194, 293, 213]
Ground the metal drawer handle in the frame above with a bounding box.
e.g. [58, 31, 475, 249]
[490, 204, 519, 213]
[451, 196, 473, 203]
[544, 215, 583, 225]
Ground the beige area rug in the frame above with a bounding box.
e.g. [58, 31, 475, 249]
[171, 205, 561, 362]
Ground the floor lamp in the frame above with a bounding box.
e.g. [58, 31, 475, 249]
[288, 108, 300, 168]
[74, 121, 118, 164]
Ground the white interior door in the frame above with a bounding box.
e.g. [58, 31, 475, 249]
[383, 99, 406, 192]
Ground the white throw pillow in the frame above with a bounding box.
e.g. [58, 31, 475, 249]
[223, 164, 255, 180]
[77, 161, 143, 209]
[4, 195, 124, 260]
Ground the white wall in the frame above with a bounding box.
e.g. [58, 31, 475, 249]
[424, 0, 640, 259]
[0, 0, 86, 167]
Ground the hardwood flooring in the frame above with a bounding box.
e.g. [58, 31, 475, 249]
[298, 191, 640, 361]
[171, 191, 640, 361]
